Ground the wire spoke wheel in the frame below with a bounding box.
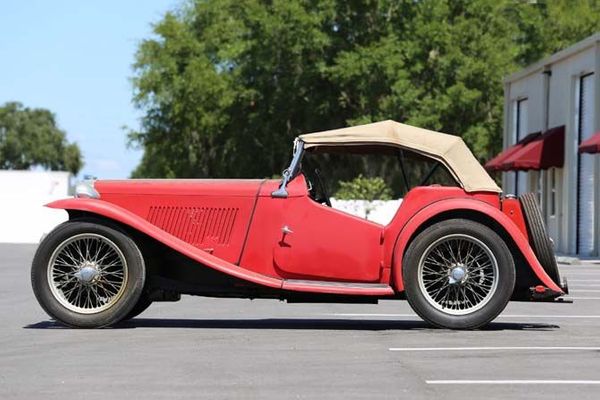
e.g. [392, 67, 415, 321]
[47, 233, 129, 314]
[418, 234, 499, 316]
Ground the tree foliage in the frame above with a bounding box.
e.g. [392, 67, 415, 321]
[130, 0, 600, 179]
[0, 102, 82, 174]
[335, 174, 392, 201]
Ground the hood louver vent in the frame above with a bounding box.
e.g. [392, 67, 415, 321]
[147, 206, 238, 247]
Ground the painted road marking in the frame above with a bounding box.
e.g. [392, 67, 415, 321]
[568, 284, 600, 287]
[389, 346, 600, 352]
[426, 380, 600, 385]
[328, 313, 600, 318]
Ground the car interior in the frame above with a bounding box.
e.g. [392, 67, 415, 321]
[300, 145, 458, 222]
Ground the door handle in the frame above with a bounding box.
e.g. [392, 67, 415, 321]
[282, 225, 293, 235]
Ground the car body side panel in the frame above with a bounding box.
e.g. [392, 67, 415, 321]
[240, 174, 384, 282]
[46, 197, 393, 296]
[382, 187, 500, 278]
[47, 179, 560, 297]
[95, 179, 264, 196]
[46, 198, 284, 289]
[388, 197, 564, 293]
[92, 180, 264, 264]
[273, 195, 383, 281]
[500, 197, 530, 241]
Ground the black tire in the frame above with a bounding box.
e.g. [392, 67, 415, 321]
[122, 295, 153, 320]
[403, 219, 515, 329]
[31, 221, 146, 328]
[519, 193, 560, 285]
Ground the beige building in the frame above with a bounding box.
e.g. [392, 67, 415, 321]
[489, 33, 600, 257]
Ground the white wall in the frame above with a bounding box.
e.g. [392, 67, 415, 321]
[0, 171, 71, 243]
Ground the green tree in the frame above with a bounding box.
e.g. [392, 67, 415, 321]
[0, 102, 83, 174]
[130, 0, 600, 179]
[335, 175, 393, 202]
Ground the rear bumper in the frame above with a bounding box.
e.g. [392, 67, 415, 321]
[529, 277, 570, 302]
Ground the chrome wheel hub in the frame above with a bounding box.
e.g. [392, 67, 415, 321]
[47, 233, 128, 314]
[418, 234, 499, 316]
[74, 263, 100, 284]
[449, 264, 467, 285]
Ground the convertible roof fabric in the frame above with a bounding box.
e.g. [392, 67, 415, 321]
[299, 120, 501, 193]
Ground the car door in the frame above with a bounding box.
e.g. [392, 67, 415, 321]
[273, 194, 384, 282]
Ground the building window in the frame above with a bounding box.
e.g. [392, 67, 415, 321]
[536, 171, 543, 211]
[576, 73, 595, 255]
[549, 168, 556, 217]
[513, 98, 528, 195]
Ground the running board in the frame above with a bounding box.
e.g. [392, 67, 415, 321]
[282, 279, 395, 296]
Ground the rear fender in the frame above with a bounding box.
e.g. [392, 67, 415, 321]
[46, 198, 283, 289]
[391, 198, 563, 293]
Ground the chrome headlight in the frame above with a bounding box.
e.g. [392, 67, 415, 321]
[75, 180, 100, 199]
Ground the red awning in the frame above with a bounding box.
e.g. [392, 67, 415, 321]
[484, 132, 541, 171]
[500, 125, 565, 171]
[579, 132, 600, 154]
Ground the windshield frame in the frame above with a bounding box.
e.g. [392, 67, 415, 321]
[271, 139, 305, 198]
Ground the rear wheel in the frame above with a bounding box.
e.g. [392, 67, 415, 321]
[403, 219, 515, 329]
[31, 221, 145, 328]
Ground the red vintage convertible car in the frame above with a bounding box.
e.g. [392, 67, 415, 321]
[31, 120, 568, 329]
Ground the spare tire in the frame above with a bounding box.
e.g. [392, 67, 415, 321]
[519, 193, 561, 285]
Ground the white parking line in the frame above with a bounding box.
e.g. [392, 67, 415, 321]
[560, 268, 600, 271]
[426, 380, 600, 385]
[501, 314, 600, 318]
[569, 297, 600, 300]
[561, 272, 600, 274]
[568, 284, 600, 287]
[328, 313, 600, 318]
[389, 346, 600, 352]
[328, 313, 414, 317]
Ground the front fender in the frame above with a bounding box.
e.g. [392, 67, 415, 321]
[391, 198, 563, 294]
[46, 198, 283, 289]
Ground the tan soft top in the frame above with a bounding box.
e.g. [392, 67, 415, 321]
[299, 120, 501, 193]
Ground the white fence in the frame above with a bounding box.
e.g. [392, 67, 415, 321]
[330, 198, 402, 225]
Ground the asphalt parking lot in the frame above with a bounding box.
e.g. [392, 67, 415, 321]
[2, 244, 600, 399]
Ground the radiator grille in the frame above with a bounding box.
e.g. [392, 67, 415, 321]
[147, 206, 238, 246]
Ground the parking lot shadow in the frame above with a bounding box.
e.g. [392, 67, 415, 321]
[24, 318, 559, 331]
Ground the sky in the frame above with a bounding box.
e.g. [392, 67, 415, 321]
[0, 0, 179, 179]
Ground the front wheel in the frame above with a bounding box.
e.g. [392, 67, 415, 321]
[403, 219, 515, 329]
[31, 221, 146, 328]
[122, 294, 153, 321]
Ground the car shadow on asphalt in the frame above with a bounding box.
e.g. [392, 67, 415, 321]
[24, 318, 559, 331]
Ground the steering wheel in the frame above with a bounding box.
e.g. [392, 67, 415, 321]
[313, 168, 332, 207]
